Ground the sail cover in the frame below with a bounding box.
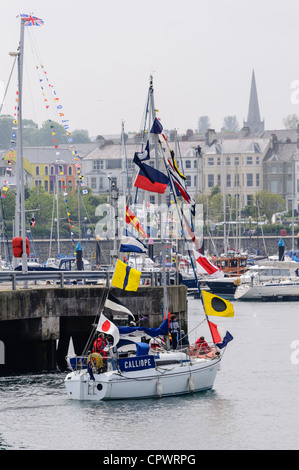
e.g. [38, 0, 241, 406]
[118, 318, 169, 338]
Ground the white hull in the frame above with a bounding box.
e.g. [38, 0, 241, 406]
[65, 352, 221, 401]
[234, 280, 299, 300]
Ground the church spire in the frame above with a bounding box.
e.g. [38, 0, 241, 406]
[244, 70, 264, 132]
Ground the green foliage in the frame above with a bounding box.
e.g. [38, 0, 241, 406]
[0, 116, 91, 148]
[1, 186, 107, 238]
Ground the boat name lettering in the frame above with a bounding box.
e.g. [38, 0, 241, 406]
[118, 355, 155, 372]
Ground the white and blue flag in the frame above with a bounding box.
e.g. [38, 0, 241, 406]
[120, 229, 147, 254]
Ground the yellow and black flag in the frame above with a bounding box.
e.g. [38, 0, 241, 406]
[201, 290, 234, 317]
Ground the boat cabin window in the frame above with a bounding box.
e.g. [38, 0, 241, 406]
[229, 260, 238, 268]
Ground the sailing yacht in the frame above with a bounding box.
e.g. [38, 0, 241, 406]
[65, 77, 234, 401]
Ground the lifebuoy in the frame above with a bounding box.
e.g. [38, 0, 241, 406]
[87, 352, 103, 369]
[12, 237, 30, 258]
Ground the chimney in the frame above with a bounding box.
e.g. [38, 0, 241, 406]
[270, 133, 277, 149]
[205, 128, 216, 145]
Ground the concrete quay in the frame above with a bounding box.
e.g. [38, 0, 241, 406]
[0, 284, 187, 375]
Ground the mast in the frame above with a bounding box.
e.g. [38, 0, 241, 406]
[12, 17, 27, 272]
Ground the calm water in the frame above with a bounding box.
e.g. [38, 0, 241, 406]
[0, 297, 299, 450]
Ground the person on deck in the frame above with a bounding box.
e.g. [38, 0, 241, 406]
[169, 315, 180, 350]
[92, 333, 107, 358]
[195, 336, 211, 355]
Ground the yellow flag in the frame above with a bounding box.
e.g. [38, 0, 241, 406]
[111, 260, 141, 291]
[201, 290, 234, 317]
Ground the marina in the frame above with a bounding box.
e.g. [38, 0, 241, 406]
[0, 298, 298, 450]
[1, 2, 299, 452]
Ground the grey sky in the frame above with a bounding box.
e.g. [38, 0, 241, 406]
[0, 0, 299, 138]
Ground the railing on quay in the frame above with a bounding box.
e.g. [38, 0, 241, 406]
[0, 270, 180, 290]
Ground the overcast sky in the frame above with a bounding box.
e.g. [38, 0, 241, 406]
[1, 0, 299, 139]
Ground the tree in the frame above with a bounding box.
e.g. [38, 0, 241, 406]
[222, 115, 239, 132]
[282, 114, 299, 129]
[197, 116, 211, 134]
[255, 190, 285, 224]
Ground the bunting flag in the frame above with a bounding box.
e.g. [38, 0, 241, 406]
[126, 205, 148, 238]
[150, 117, 163, 134]
[181, 209, 202, 252]
[170, 150, 186, 180]
[120, 229, 147, 253]
[208, 320, 233, 349]
[20, 14, 44, 26]
[201, 290, 234, 317]
[133, 140, 150, 163]
[96, 313, 119, 347]
[111, 259, 141, 292]
[134, 163, 169, 194]
[167, 158, 195, 216]
[194, 250, 223, 277]
[104, 292, 135, 319]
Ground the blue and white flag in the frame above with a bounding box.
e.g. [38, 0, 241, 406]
[120, 230, 147, 253]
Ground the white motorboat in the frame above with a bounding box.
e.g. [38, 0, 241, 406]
[234, 265, 299, 300]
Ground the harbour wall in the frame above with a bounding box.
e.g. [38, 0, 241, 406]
[0, 285, 187, 375]
[19, 235, 298, 265]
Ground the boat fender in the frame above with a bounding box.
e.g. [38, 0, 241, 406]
[188, 375, 195, 392]
[87, 352, 103, 370]
[156, 379, 162, 397]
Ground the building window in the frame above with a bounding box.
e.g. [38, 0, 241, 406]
[45, 166, 48, 176]
[99, 177, 104, 190]
[68, 166, 72, 176]
[227, 174, 231, 187]
[217, 174, 221, 186]
[247, 173, 253, 187]
[44, 180, 48, 192]
[208, 174, 214, 188]
[50, 180, 54, 193]
[50, 165, 55, 176]
[107, 159, 122, 170]
[235, 174, 240, 187]
[217, 157, 221, 166]
[226, 157, 230, 166]
[194, 175, 197, 187]
[247, 156, 253, 165]
[185, 160, 191, 169]
[91, 177, 97, 189]
[207, 158, 214, 166]
[194, 160, 197, 169]
[256, 156, 260, 165]
[235, 157, 239, 165]
[92, 160, 104, 171]
[35, 166, 40, 176]
[68, 180, 73, 191]
[256, 173, 260, 187]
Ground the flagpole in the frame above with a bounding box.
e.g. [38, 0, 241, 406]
[17, 17, 27, 274]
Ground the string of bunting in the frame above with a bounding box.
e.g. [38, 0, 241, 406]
[34, 61, 89, 242]
[1, 88, 19, 199]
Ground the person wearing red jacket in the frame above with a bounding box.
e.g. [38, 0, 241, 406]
[92, 333, 107, 358]
[195, 336, 211, 355]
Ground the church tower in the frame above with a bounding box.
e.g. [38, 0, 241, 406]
[244, 70, 264, 133]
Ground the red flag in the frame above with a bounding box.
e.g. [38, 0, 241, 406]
[194, 250, 222, 276]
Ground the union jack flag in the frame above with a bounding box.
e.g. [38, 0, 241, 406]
[20, 14, 44, 26]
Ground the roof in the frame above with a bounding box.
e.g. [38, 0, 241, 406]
[264, 142, 299, 163]
[204, 138, 269, 155]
